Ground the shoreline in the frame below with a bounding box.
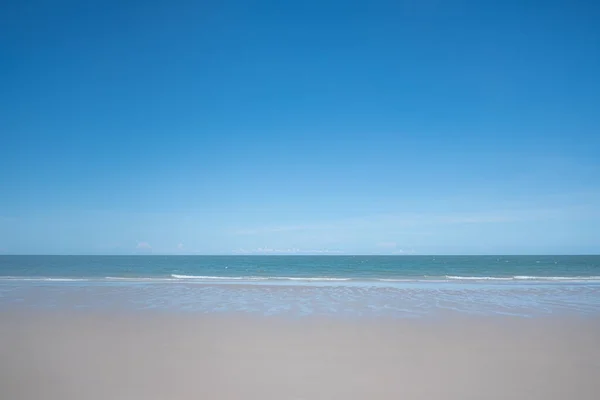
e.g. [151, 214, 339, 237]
[2, 279, 599, 318]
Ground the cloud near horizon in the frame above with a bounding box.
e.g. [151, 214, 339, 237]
[233, 208, 557, 238]
[232, 247, 343, 255]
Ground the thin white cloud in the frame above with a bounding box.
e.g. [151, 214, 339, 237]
[391, 249, 416, 255]
[232, 247, 342, 255]
[374, 242, 416, 255]
[306, 249, 343, 254]
[234, 208, 567, 237]
[135, 242, 152, 251]
[136, 242, 151, 249]
[233, 224, 332, 236]
[177, 243, 184, 250]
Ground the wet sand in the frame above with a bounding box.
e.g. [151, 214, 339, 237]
[1, 312, 599, 399]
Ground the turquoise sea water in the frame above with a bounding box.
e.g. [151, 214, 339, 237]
[1, 255, 599, 317]
[1, 255, 600, 281]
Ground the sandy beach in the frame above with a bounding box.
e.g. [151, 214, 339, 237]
[1, 312, 599, 400]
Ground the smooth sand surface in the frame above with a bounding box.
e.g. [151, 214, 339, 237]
[1, 312, 599, 399]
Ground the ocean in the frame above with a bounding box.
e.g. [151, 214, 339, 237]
[1, 255, 600, 317]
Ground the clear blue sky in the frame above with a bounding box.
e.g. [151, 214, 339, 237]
[1, 0, 599, 255]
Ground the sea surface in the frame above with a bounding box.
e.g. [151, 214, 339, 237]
[1, 255, 599, 317]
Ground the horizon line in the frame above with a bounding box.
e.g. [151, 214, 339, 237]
[1, 254, 599, 257]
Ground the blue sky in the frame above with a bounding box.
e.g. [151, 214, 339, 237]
[1, 0, 599, 255]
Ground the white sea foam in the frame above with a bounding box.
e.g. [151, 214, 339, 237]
[172, 274, 244, 280]
[44, 278, 88, 282]
[171, 274, 267, 280]
[513, 276, 600, 281]
[513, 276, 547, 280]
[446, 276, 513, 281]
[105, 277, 176, 281]
[445, 275, 600, 282]
[3, 274, 600, 285]
[0, 277, 88, 282]
[170, 274, 350, 281]
[282, 277, 351, 281]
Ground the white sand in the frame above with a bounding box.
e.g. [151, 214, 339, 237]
[1, 312, 599, 399]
